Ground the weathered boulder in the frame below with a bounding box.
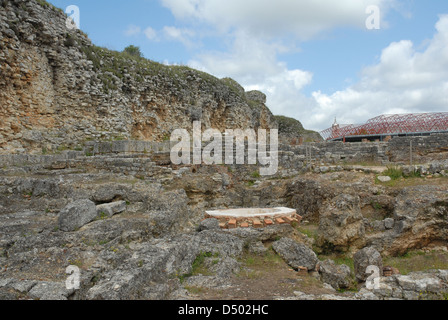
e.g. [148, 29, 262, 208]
[198, 218, 220, 232]
[272, 238, 318, 271]
[58, 200, 98, 232]
[96, 201, 126, 218]
[209, 257, 241, 278]
[377, 176, 392, 183]
[354, 247, 383, 282]
[355, 270, 448, 300]
[318, 260, 353, 290]
[318, 194, 366, 252]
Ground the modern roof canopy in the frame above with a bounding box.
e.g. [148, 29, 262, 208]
[320, 112, 448, 141]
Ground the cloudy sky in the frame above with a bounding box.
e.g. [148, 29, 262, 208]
[49, 0, 448, 132]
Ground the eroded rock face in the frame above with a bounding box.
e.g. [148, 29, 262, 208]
[367, 185, 448, 256]
[317, 194, 366, 252]
[0, 0, 277, 154]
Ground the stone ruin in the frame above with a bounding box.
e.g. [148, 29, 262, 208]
[205, 207, 302, 229]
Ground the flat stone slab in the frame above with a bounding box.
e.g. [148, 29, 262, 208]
[205, 207, 300, 229]
[206, 207, 296, 218]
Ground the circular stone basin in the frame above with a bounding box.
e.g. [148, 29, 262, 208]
[205, 207, 300, 229]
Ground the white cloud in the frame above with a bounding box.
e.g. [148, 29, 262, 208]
[124, 25, 141, 37]
[144, 27, 158, 40]
[160, 0, 394, 40]
[188, 31, 314, 118]
[159, 1, 447, 133]
[304, 15, 448, 131]
[163, 26, 196, 47]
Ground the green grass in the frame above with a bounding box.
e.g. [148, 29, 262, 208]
[250, 171, 261, 179]
[96, 212, 108, 220]
[236, 248, 284, 280]
[239, 247, 284, 268]
[178, 252, 219, 283]
[318, 253, 355, 274]
[383, 165, 404, 180]
[297, 226, 318, 241]
[384, 250, 448, 275]
[371, 201, 383, 211]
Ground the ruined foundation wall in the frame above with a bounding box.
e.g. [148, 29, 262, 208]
[0, 133, 446, 170]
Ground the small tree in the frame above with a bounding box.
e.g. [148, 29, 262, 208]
[123, 45, 142, 58]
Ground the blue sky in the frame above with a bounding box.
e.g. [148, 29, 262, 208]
[48, 0, 448, 131]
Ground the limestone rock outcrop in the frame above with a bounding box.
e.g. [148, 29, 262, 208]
[0, 0, 277, 154]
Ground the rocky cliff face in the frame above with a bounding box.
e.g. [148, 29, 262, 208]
[0, 0, 277, 154]
[275, 115, 322, 144]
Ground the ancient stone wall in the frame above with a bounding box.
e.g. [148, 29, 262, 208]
[1, 133, 446, 171]
[386, 134, 448, 163]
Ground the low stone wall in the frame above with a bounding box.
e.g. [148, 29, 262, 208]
[386, 134, 448, 163]
[84, 141, 173, 155]
[283, 141, 389, 164]
[0, 133, 446, 170]
[0, 151, 83, 167]
[284, 133, 447, 165]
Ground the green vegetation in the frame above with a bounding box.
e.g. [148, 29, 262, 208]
[382, 165, 404, 180]
[237, 247, 285, 280]
[371, 201, 383, 211]
[64, 33, 76, 47]
[80, 44, 242, 96]
[123, 45, 143, 58]
[250, 171, 261, 179]
[178, 252, 219, 283]
[298, 227, 318, 242]
[384, 250, 448, 275]
[375, 164, 428, 187]
[36, 0, 61, 11]
[96, 211, 109, 221]
[274, 115, 321, 142]
[240, 247, 284, 268]
[220, 77, 244, 96]
[318, 253, 355, 274]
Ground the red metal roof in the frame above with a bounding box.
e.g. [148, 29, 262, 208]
[320, 112, 448, 141]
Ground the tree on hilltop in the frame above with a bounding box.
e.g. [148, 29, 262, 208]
[123, 45, 143, 58]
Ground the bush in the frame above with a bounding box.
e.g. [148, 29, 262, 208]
[123, 45, 143, 58]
